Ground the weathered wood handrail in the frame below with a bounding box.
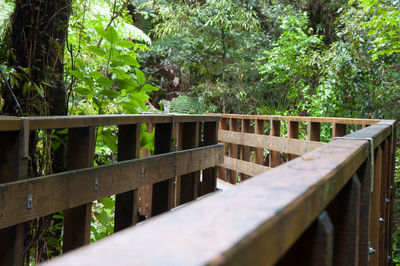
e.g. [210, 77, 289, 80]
[42, 119, 396, 266]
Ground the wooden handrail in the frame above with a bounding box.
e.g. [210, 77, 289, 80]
[42, 121, 396, 265]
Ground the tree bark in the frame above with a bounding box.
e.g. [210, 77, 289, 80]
[3, 0, 72, 116]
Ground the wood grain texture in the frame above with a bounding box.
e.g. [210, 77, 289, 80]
[308, 122, 321, 142]
[218, 130, 325, 155]
[327, 175, 361, 266]
[277, 211, 333, 266]
[332, 123, 346, 139]
[216, 114, 382, 125]
[270, 120, 280, 167]
[0, 130, 26, 265]
[221, 156, 270, 177]
[63, 127, 95, 253]
[370, 145, 382, 266]
[288, 121, 299, 161]
[0, 144, 224, 229]
[228, 118, 239, 184]
[218, 118, 228, 182]
[240, 119, 251, 180]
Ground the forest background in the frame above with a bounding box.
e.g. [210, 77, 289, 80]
[0, 0, 399, 264]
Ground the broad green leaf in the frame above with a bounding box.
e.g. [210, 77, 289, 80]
[112, 69, 130, 80]
[88, 46, 107, 57]
[99, 89, 120, 99]
[111, 55, 140, 67]
[142, 84, 159, 92]
[136, 69, 146, 85]
[95, 26, 119, 45]
[96, 76, 114, 87]
[74, 87, 92, 97]
[115, 79, 139, 92]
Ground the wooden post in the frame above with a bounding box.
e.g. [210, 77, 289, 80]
[228, 118, 238, 184]
[370, 145, 382, 265]
[388, 126, 396, 264]
[277, 211, 333, 266]
[114, 124, 141, 232]
[379, 140, 389, 265]
[138, 123, 154, 219]
[241, 119, 251, 180]
[201, 121, 218, 196]
[179, 122, 200, 205]
[218, 118, 227, 181]
[151, 123, 173, 216]
[63, 127, 95, 253]
[327, 175, 361, 265]
[270, 120, 280, 167]
[288, 121, 299, 161]
[0, 121, 29, 266]
[332, 123, 346, 139]
[356, 158, 371, 265]
[255, 119, 265, 165]
[308, 121, 321, 142]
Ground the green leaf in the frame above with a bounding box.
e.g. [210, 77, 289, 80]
[99, 129, 117, 153]
[88, 46, 107, 57]
[96, 26, 119, 45]
[99, 89, 120, 99]
[74, 86, 92, 97]
[136, 69, 146, 85]
[96, 77, 114, 87]
[116, 40, 136, 48]
[115, 79, 139, 92]
[142, 84, 159, 92]
[111, 55, 140, 67]
[112, 69, 131, 80]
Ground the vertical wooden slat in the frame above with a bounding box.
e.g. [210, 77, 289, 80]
[308, 121, 321, 142]
[332, 123, 346, 139]
[0, 122, 28, 265]
[277, 211, 333, 266]
[228, 118, 238, 184]
[114, 124, 141, 232]
[218, 118, 227, 181]
[241, 119, 251, 180]
[201, 121, 218, 196]
[388, 125, 396, 264]
[370, 145, 382, 265]
[138, 123, 154, 219]
[288, 121, 299, 161]
[327, 175, 361, 266]
[151, 123, 173, 216]
[255, 119, 265, 165]
[270, 120, 280, 167]
[379, 140, 389, 265]
[63, 127, 95, 253]
[179, 122, 200, 205]
[357, 158, 372, 265]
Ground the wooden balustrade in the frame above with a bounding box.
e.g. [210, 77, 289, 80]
[42, 118, 396, 266]
[0, 114, 221, 264]
[0, 114, 396, 266]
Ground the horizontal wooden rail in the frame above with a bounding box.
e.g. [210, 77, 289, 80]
[217, 114, 381, 125]
[222, 156, 270, 177]
[0, 144, 224, 229]
[219, 130, 325, 155]
[43, 122, 395, 266]
[0, 114, 221, 131]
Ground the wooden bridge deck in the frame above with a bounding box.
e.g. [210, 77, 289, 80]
[0, 114, 396, 265]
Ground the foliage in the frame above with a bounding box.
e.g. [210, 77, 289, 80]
[259, 8, 324, 114]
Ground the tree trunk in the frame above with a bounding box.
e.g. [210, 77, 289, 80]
[3, 0, 71, 116]
[1, 0, 72, 263]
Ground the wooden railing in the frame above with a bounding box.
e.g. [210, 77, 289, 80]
[0, 114, 221, 265]
[218, 114, 383, 183]
[0, 114, 396, 266]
